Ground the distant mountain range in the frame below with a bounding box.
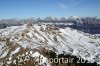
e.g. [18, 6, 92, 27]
[0, 17, 100, 34]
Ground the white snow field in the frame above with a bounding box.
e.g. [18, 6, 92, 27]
[0, 23, 100, 65]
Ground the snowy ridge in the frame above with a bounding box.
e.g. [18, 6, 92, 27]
[0, 23, 100, 65]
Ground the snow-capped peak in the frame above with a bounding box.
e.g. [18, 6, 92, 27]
[0, 23, 100, 65]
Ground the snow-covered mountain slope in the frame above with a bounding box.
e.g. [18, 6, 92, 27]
[0, 22, 100, 65]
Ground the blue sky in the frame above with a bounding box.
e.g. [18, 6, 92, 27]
[0, 0, 100, 19]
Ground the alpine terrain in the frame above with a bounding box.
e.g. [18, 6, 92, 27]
[0, 21, 100, 66]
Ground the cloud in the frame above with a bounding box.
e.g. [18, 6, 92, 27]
[58, 0, 84, 10]
[59, 3, 67, 10]
[59, 3, 77, 10]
